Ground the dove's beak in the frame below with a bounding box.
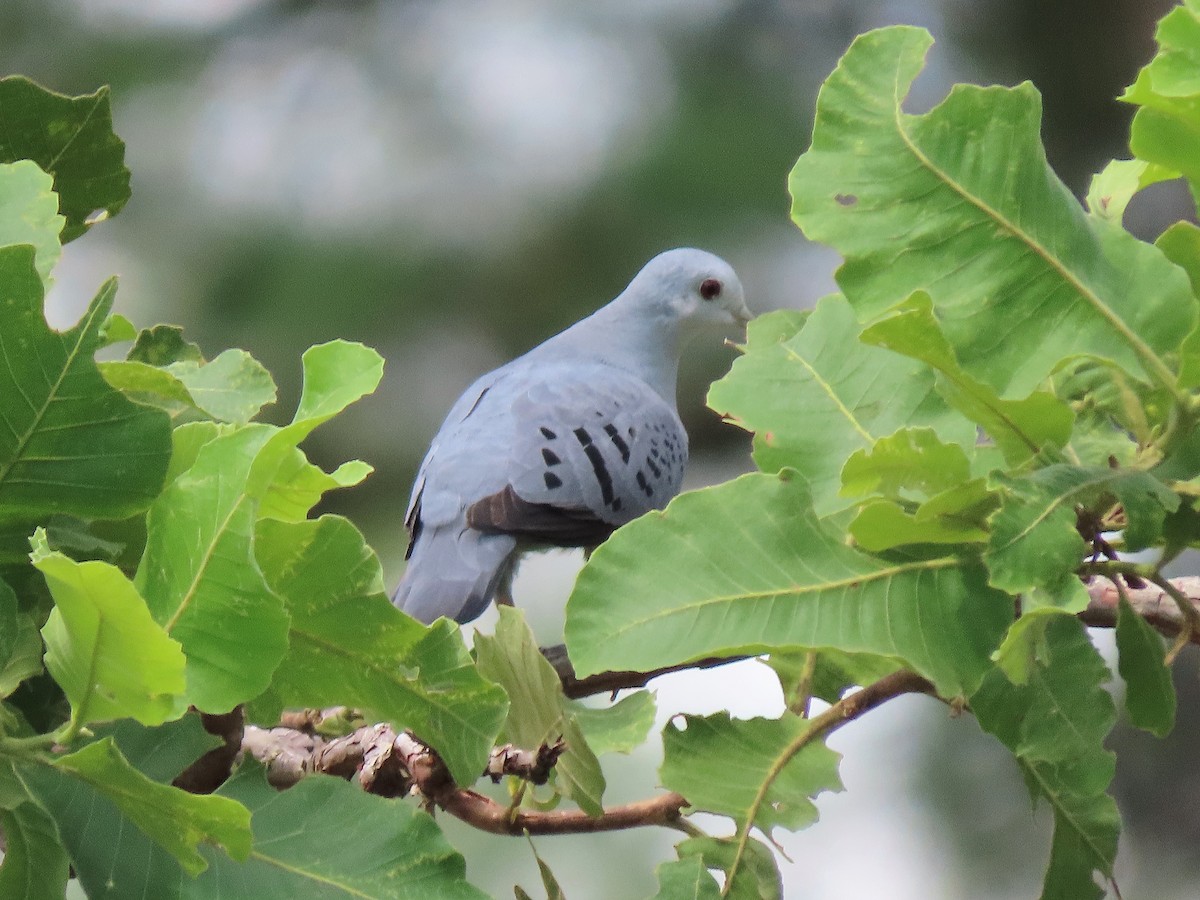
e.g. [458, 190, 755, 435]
[734, 304, 753, 327]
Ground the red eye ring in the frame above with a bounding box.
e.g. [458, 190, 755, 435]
[700, 278, 722, 300]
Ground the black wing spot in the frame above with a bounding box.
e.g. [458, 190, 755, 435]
[544, 471, 563, 489]
[603, 423, 631, 463]
[636, 471, 654, 497]
[542, 448, 561, 466]
[575, 428, 615, 507]
[646, 457, 661, 478]
[540, 426, 557, 440]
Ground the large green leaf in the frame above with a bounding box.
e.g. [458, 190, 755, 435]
[972, 616, 1119, 900]
[135, 425, 288, 712]
[0, 77, 131, 241]
[790, 26, 1196, 397]
[32, 530, 185, 729]
[0, 802, 69, 900]
[10, 717, 231, 899]
[189, 764, 488, 899]
[31, 738, 251, 877]
[0, 246, 171, 520]
[475, 606, 605, 815]
[252, 515, 507, 787]
[566, 473, 1012, 698]
[0, 160, 62, 282]
[707, 298, 972, 515]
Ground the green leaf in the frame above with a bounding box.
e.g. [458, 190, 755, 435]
[98, 359, 198, 418]
[193, 762, 488, 899]
[0, 575, 18, 669]
[791, 26, 1196, 396]
[569, 690, 656, 757]
[164, 420, 222, 485]
[252, 515, 507, 787]
[985, 465, 1178, 609]
[840, 427, 970, 501]
[1050, 358, 1153, 465]
[660, 712, 842, 835]
[244, 340, 384, 507]
[1157, 221, 1200, 389]
[566, 473, 1012, 698]
[1115, 594, 1175, 737]
[0, 160, 63, 282]
[0, 77, 131, 242]
[293, 339, 386, 424]
[475, 606, 604, 815]
[1123, 3, 1200, 200]
[167, 349, 277, 424]
[258, 450, 373, 523]
[860, 293, 1074, 465]
[650, 857, 722, 900]
[0, 247, 171, 520]
[521, 838, 566, 900]
[128, 325, 203, 366]
[31, 530, 185, 729]
[849, 500, 988, 552]
[135, 425, 289, 713]
[991, 607, 1072, 685]
[0, 609, 42, 700]
[1085, 158, 1176, 223]
[972, 616, 1119, 900]
[764, 649, 899, 707]
[0, 802, 69, 900]
[676, 836, 783, 900]
[104, 348, 278, 425]
[49, 737, 251, 876]
[97, 715, 224, 785]
[98, 312, 135, 347]
[708, 297, 972, 515]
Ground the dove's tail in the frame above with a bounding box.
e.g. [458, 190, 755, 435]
[392, 524, 518, 624]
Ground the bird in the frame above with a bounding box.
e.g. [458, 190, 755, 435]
[393, 248, 750, 625]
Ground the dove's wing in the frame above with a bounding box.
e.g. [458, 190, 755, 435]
[394, 360, 685, 624]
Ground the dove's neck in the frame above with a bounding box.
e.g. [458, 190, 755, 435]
[539, 299, 682, 406]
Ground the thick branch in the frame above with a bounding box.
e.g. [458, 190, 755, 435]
[1082, 576, 1200, 646]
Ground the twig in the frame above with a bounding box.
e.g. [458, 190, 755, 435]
[173, 707, 244, 794]
[541, 644, 747, 699]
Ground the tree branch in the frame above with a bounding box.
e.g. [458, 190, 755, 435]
[541, 643, 748, 699]
[1082, 576, 1200, 646]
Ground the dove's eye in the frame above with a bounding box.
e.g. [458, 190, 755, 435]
[699, 278, 722, 300]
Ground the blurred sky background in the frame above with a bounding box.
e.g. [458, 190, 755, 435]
[9, 0, 1200, 897]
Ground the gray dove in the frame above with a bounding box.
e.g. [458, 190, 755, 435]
[394, 248, 750, 624]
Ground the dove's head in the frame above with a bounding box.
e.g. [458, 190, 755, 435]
[625, 248, 751, 335]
